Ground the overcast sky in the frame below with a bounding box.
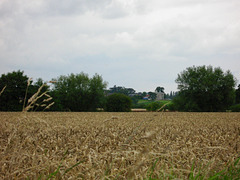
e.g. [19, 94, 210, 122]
[0, 0, 240, 93]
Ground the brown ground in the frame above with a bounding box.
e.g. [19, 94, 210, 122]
[0, 112, 239, 179]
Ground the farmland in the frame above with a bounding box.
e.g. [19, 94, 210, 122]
[0, 112, 240, 179]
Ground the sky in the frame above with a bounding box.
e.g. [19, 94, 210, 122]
[0, 0, 240, 93]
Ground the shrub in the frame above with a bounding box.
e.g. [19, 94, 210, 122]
[162, 102, 176, 111]
[105, 93, 132, 112]
[229, 104, 240, 112]
[146, 102, 162, 111]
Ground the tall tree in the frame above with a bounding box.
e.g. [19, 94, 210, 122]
[155, 86, 164, 93]
[148, 91, 157, 100]
[51, 72, 107, 111]
[236, 84, 240, 104]
[88, 74, 108, 111]
[174, 65, 236, 112]
[0, 70, 29, 111]
[29, 78, 52, 111]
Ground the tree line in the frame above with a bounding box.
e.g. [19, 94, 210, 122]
[0, 65, 240, 112]
[0, 70, 107, 111]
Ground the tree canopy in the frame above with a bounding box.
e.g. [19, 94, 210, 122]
[235, 84, 240, 104]
[155, 86, 164, 93]
[0, 71, 53, 111]
[108, 85, 136, 95]
[51, 73, 107, 111]
[0, 68, 238, 112]
[174, 65, 236, 112]
[0, 70, 29, 111]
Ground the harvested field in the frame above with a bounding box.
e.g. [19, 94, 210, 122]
[0, 112, 240, 179]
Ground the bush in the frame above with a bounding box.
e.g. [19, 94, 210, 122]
[229, 104, 240, 112]
[105, 93, 132, 112]
[132, 101, 148, 109]
[162, 102, 176, 111]
[146, 102, 162, 111]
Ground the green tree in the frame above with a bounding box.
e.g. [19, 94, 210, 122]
[142, 92, 147, 97]
[174, 65, 236, 112]
[155, 86, 164, 93]
[30, 78, 52, 111]
[236, 84, 240, 104]
[105, 93, 132, 112]
[229, 104, 240, 112]
[0, 70, 29, 111]
[148, 92, 157, 100]
[130, 96, 139, 107]
[146, 101, 161, 111]
[51, 72, 107, 111]
[88, 74, 108, 111]
[108, 86, 136, 95]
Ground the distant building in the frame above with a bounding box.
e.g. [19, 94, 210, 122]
[155, 91, 164, 100]
[143, 94, 150, 100]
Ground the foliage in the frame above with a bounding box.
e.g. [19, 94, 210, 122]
[51, 72, 107, 111]
[132, 102, 147, 109]
[130, 96, 139, 107]
[148, 92, 157, 100]
[0, 70, 30, 111]
[105, 93, 132, 112]
[138, 100, 153, 105]
[0, 86, 6, 96]
[23, 83, 54, 112]
[236, 84, 240, 104]
[146, 101, 162, 111]
[161, 101, 176, 111]
[0, 71, 54, 112]
[145, 157, 240, 180]
[164, 91, 178, 100]
[132, 99, 152, 109]
[218, 157, 240, 179]
[108, 85, 136, 95]
[133, 100, 171, 110]
[229, 104, 240, 112]
[155, 86, 164, 93]
[25, 78, 53, 111]
[174, 65, 236, 112]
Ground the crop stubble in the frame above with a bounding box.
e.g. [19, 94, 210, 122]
[0, 112, 239, 179]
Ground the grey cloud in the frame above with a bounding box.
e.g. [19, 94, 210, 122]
[0, 0, 113, 18]
[0, 0, 240, 92]
[44, 0, 112, 16]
